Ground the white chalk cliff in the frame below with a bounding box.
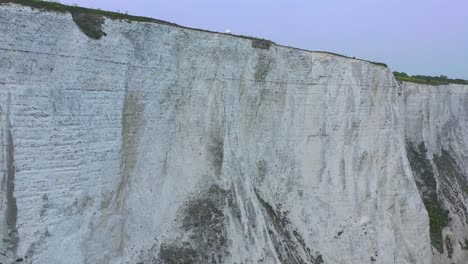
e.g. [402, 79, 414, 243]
[0, 2, 466, 264]
[404, 83, 468, 264]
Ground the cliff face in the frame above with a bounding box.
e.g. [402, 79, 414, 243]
[0, 3, 439, 264]
[404, 83, 468, 263]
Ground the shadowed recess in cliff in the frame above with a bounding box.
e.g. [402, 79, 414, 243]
[152, 185, 233, 264]
[406, 141, 448, 254]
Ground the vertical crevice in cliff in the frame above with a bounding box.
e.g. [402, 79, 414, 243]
[117, 84, 145, 211]
[0, 93, 18, 262]
[5, 117, 17, 251]
[113, 70, 145, 254]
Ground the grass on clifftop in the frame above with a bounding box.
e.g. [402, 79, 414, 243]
[394, 71, 468, 86]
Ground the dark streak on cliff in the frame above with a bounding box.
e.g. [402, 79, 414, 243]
[255, 190, 324, 264]
[117, 88, 145, 209]
[254, 54, 273, 83]
[1, 94, 19, 261]
[6, 117, 17, 236]
[112, 76, 145, 254]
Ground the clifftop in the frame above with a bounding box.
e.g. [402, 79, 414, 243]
[0, 0, 388, 68]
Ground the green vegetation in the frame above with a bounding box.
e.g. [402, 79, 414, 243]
[394, 71, 468, 85]
[426, 201, 449, 253]
[69, 10, 106, 39]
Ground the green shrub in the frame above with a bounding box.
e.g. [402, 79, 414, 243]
[394, 71, 468, 85]
[426, 201, 449, 253]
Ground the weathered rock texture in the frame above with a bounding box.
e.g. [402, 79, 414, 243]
[0, 3, 461, 264]
[404, 83, 468, 264]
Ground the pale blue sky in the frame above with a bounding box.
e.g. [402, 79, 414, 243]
[60, 0, 467, 79]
